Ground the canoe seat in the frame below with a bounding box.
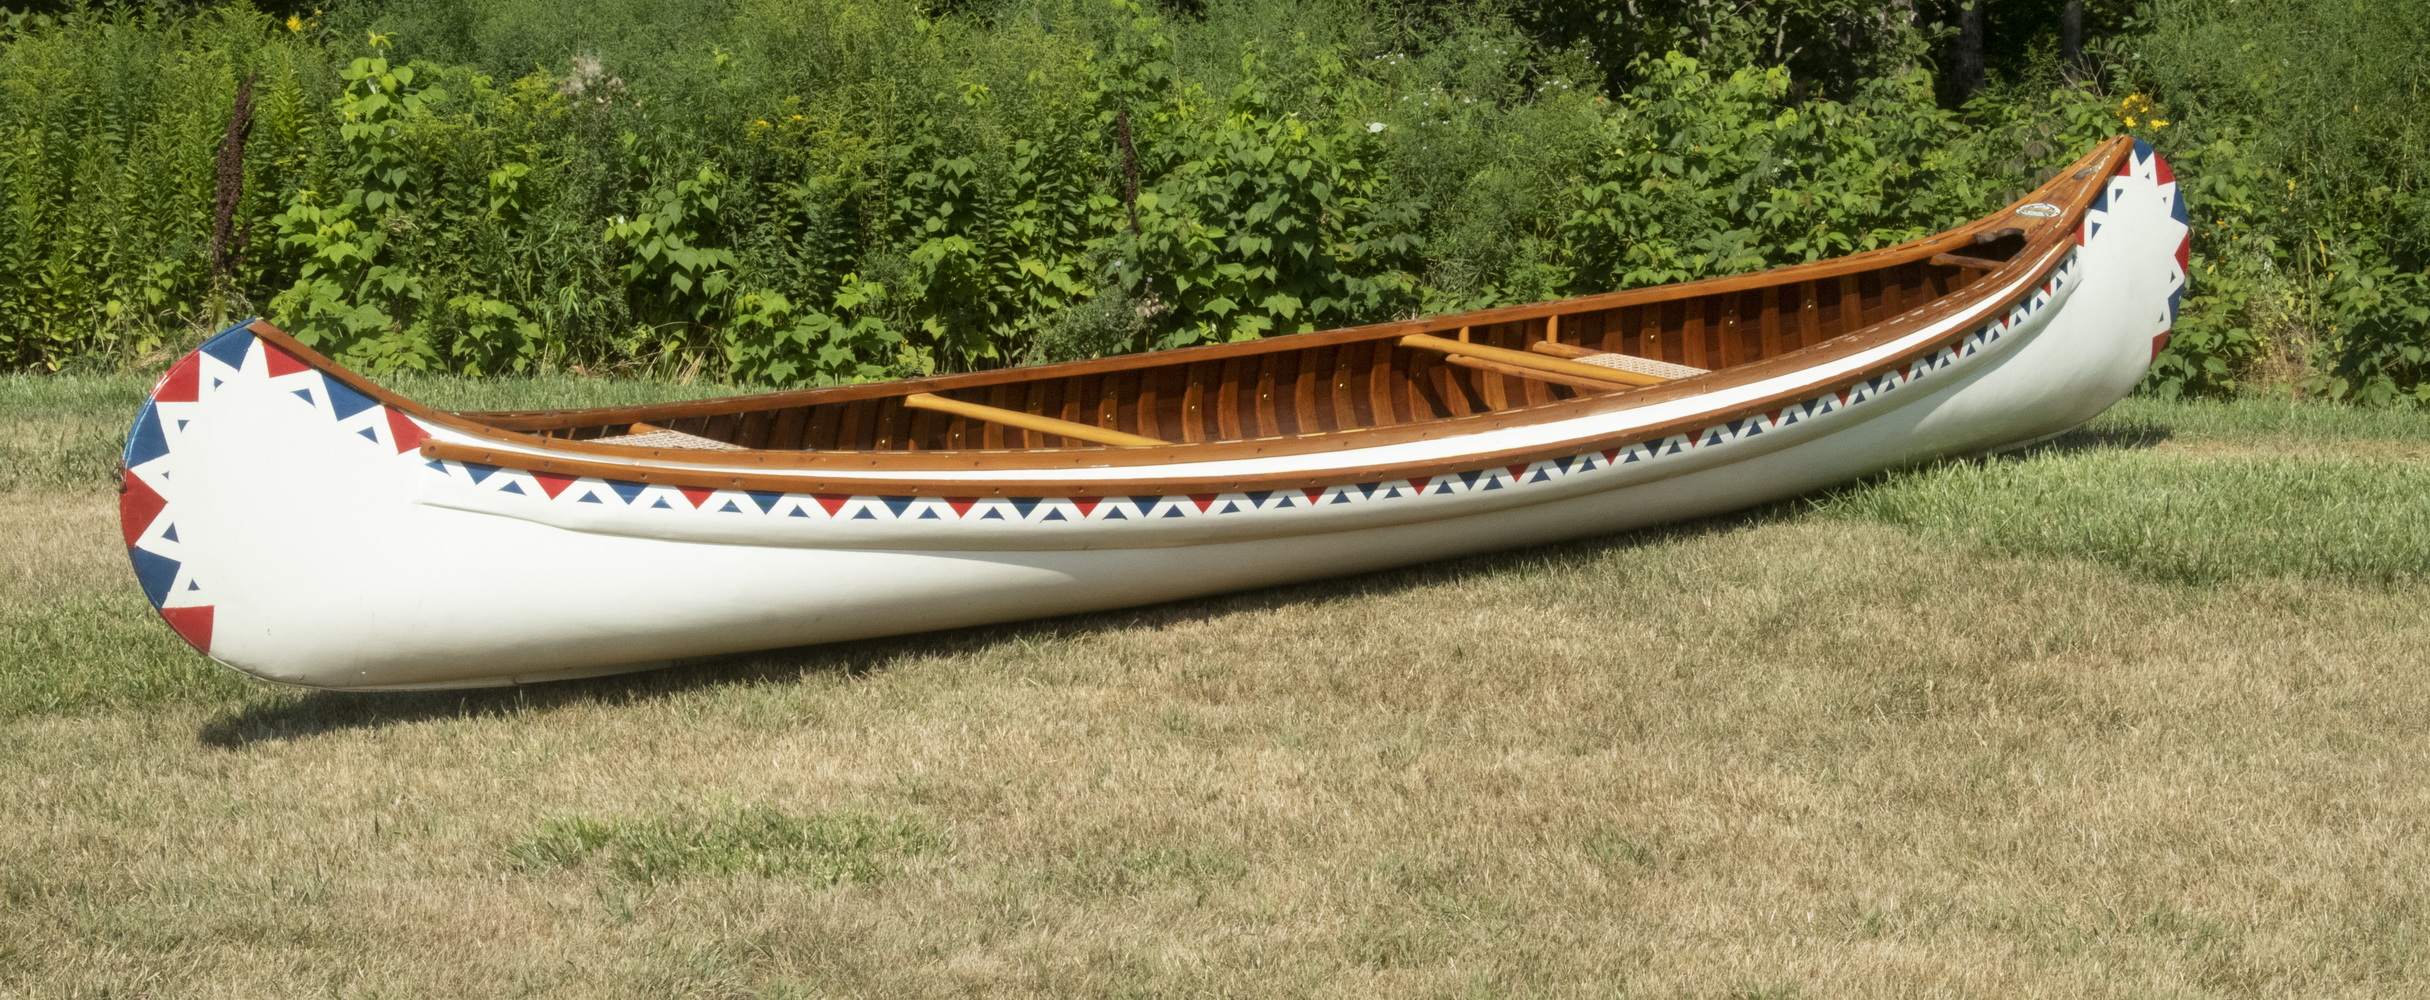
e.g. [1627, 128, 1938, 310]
[592, 423, 747, 451]
[1570, 353, 1710, 381]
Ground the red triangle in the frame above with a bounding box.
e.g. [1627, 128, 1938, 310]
[1506, 464, 1529, 480]
[1408, 476, 1432, 494]
[159, 605, 213, 653]
[384, 409, 431, 454]
[119, 473, 168, 547]
[1301, 486, 1326, 505]
[946, 497, 977, 517]
[1765, 409, 1783, 426]
[1835, 388, 1851, 406]
[2154, 154, 2175, 185]
[535, 473, 577, 499]
[1601, 449, 1620, 464]
[815, 494, 849, 515]
[2174, 234, 2191, 275]
[680, 487, 716, 508]
[154, 352, 200, 403]
[1072, 496, 1102, 517]
[2151, 331, 2172, 362]
[263, 344, 313, 377]
[1189, 493, 1217, 512]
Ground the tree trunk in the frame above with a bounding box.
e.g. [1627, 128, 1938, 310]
[2061, 0, 2085, 83]
[1954, 0, 1986, 102]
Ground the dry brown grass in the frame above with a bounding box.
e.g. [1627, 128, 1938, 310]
[9, 505, 2430, 996]
[7, 386, 2430, 997]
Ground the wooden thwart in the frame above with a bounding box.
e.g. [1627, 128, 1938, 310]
[1929, 252, 2008, 271]
[1398, 333, 1668, 387]
[901, 392, 1170, 448]
[1444, 355, 1618, 392]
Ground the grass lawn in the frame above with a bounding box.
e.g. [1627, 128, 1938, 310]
[6, 373, 2430, 997]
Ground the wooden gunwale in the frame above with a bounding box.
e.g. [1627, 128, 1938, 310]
[258, 139, 2129, 497]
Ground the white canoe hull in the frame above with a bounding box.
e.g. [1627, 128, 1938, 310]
[120, 142, 2190, 689]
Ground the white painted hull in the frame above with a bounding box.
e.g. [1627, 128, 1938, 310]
[119, 142, 2190, 689]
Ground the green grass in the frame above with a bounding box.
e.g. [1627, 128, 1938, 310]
[9, 382, 2430, 995]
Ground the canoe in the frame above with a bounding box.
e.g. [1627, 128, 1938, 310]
[120, 136, 2188, 690]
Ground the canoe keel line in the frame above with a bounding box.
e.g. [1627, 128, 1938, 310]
[120, 138, 2190, 689]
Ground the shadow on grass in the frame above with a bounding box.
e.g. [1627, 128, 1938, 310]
[196, 414, 2172, 748]
[196, 507, 1795, 749]
[1999, 418, 2174, 459]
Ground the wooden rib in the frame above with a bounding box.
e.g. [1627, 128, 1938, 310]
[1445, 355, 1621, 393]
[1026, 379, 1057, 449]
[804, 404, 841, 450]
[1398, 334, 1667, 387]
[1331, 346, 1361, 431]
[1796, 281, 1821, 349]
[1217, 357, 1247, 441]
[1759, 287, 1785, 360]
[1718, 293, 1744, 368]
[1292, 350, 1321, 434]
[1250, 355, 1276, 438]
[902, 393, 1169, 448]
[1181, 363, 1209, 444]
[1366, 340, 1400, 427]
[1545, 312, 1560, 346]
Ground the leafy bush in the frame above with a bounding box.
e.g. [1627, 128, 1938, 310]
[0, 0, 2421, 403]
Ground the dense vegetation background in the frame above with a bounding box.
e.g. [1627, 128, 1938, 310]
[0, 0, 2422, 402]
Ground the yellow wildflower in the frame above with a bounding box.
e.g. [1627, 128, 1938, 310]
[286, 15, 302, 31]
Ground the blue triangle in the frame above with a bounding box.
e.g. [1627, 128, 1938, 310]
[292, 388, 315, 406]
[1246, 490, 1275, 506]
[1130, 496, 1157, 515]
[425, 460, 447, 472]
[652, 497, 673, 509]
[500, 481, 525, 494]
[789, 507, 810, 517]
[129, 547, 180, 607]
[578, 493, 602, 504]
[853, 508, 877, 519]
[1043, 509, 1066, 521]
[1219, 502, 1239, 513]
[982, 508, 1003, 519]
[176, 419, 188, 431]
[1483, 479, 1502, 490]
[1330, 492, 1351, 504]
[162, 524, 179, 542]
[747, 490, 784, 513]
[882, 496, 915, 517]
[198, 327, 254, 368]
[323, 379, 379, 420]
[124, 403, 169, 467]
[1163, 508, 1186, 517]
[1354, 482, 1379, 497]
[1556, 456, 1578, 473]
[466, 463, 499, 484]
[358, 428, 379, 442]
[211, 378, 224, 389]
[1434, 482, 1453, 493]
[609, 480, 647, 504]
[1012, 497, 1043, 517]
[918, 509, 940, 519]
[1106, 508, 1127, 519]
[718, 500, 742, 513]
[188, 580, 201, 590]
[1530, 470, 1550, 483]
[1459, 470, 1481, 487]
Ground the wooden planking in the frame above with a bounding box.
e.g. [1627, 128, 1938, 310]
[804, 401, 841, 451]
[1365, 340, 1400, 427]
[1252, 355, 1279, 437]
